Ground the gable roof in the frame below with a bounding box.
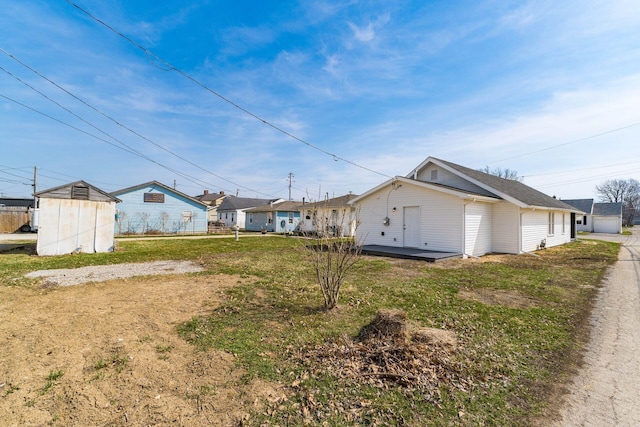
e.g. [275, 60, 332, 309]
[349, 175, 501, 205]
[217, 196, 281, 211]
[303, 194, 359, 209]
[593, 202, 623, 216]
[410, 157, 579, 211]
[245, 200, 302, 213]
[194, 192, 226, 203]
[562, 199, 594, 214]
[35, 180, 120, 203]
[111, 181, 208, 207]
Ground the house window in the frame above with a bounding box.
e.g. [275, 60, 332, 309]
[182, 210, 193, 222]
[288, 212, 294, 224]
[431, 169, 438, 181]
[577, 219, 582, 225]
[562, 214, 565, 234]
[268, 213, 272, 224]
[583, 215, 587, 226]
[225, 213, 228, 219]
[249, 214, 253, 224]
[548, 212, 555, 236]
[231, 213, 235, 222]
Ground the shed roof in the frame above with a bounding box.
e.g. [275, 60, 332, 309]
[593, 202, 623, 216]
[35, 180, 120, 203]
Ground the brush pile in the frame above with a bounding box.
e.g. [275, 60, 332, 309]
[291, 309, 472, 400]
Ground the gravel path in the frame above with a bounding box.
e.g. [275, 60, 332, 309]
[555, 231, 640, 426]
[25, 260, 206, 286]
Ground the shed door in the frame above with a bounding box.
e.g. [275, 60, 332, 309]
[403, 206, 420, 248]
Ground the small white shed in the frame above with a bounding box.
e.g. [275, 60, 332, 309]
[34, 181, 120, 256]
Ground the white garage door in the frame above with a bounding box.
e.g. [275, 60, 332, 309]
[593, 217, 619, 234]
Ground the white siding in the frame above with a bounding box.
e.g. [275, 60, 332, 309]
[356, 183, 463, 253]
[521, 210, 571, 253]
[593, 216, 621, 234]
[37, 198, 116, 256]
[492, 202, 520, 254]
[465, 202, 493, 256]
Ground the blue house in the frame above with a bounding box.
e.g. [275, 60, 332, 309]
[111, 181, 208, 235]
[245, 201, 302, 233]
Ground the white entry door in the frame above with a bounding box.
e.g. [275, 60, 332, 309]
[403, 206, 420, 248]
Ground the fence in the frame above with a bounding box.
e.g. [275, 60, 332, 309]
[0, 207, 30, 233]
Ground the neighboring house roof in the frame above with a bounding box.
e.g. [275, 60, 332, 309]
[246, 201, 302, 213]
[35, 180, 120, 203]
[111, 181, 208, 208]
[303, 194, 359, 208]
[407, 157, 579, 211]
[217, 196, 281, 211]
[194, 191, 226, 203]
[593, 202, 623, 216]
[562, 199, 594, 214]
[0, 198, 35, 208]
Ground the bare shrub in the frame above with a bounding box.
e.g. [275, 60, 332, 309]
[300, 197, 361, 310]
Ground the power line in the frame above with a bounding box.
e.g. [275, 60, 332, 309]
[0, 93, 251, 194]
[65, 0, 391, 180]
[488, 121, 640, 165]
[0, 48, 276, 198]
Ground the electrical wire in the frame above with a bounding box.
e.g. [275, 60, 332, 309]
[488, 122, 640, 165]
[0, 50, 280, 198]
[0, 93, 255, 195]
[65, 0, 392, 180]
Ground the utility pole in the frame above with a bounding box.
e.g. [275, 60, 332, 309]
[288, 172, 294, 201]
[33, 166, 38, 208]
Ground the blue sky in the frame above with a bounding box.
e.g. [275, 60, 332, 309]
[1, 0, 639, 201]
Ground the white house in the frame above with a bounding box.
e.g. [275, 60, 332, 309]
[34, 181, 120, 256]
[297, 194, 359, 237]
[349, 157, 580, 258]
[563, 199, 623, 234]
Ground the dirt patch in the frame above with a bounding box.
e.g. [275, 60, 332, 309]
[457, 288, 540, 309]
[0, 273, 282, 426]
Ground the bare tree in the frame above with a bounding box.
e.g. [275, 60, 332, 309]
[138, 212, 151, 234]
[596, 178, 640, 226]
[300, 200, 361, 310]
[479, 166, 523, 181]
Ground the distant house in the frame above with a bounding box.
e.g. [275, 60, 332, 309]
[216, 196, 282, 230]
[111, 181, 208, 234]
[245, 201, 302, 233]
[0, 197, 35, 208]
[349, 157, 580, 258]
[193, 190, 227, 223]
[563, 199, 623, 234]
[298, 194, 359, 237]
[34, 181, 120, 256]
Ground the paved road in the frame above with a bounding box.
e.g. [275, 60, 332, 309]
[555, 230, 640, 426]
